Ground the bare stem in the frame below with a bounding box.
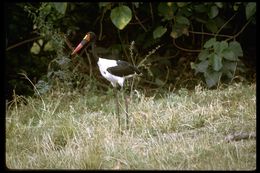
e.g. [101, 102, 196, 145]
[215, 13, 237, 37]
[172, 39, 201, 53]
[189, 31, 233, 39]
[132, 4, 148, 32]
[226, 17, 253, 41]
[6, 36, 42, 51]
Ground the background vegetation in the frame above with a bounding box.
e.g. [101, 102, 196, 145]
[5, 2, 256, 170]
[5, 2, 256, 99]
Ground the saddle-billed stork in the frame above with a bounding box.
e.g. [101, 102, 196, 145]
[71, 31, 141, 131]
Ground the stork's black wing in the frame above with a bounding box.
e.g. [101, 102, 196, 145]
[107, 60, 141, 77]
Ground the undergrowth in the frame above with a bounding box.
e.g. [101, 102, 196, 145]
[5, 82, 256, 170]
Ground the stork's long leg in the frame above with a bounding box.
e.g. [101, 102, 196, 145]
[115, 88, 121, 132]
[123, 91, 129, 130]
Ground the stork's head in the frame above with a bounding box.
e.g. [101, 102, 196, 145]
[71, 31, 96, 55]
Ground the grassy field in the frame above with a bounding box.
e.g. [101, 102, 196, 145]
[5, 82, 256, 170]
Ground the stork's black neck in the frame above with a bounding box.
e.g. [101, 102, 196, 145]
[91, 42, 99, 61]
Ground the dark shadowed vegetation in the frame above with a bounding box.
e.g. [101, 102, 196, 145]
[5, 2, 256, 99]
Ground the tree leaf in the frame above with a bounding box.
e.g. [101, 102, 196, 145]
[229, 41, 243, 57]
[110, 5, 132, 30]
[198, 49, 210, 61]
[99, 2, 111, 8]
[153, 26, 167, 39]
[195, 60, 209, 74]
[176, 16, 190, 25]
[170, 31, 178, 39]
[42, 4, 52, 15]
[182, 27, 189, 36]
[190, 62, 196, 69]
[246, 2, 256, 20]
[215, 2, 223, 8]
[204, 38, 216, 48]
[205, 20, 218, 33]
[213, 41, 220, 52]
[177, 2, 188, 7]
[233, 2, 242, 11]
[43, 41, 54, 51]
[194, 4, 208, 13]
[236, 61, 246, 73]
[218, 41, 228, 53]
[170, 24, 184, 39]
[209, 53, 222, 71]
[133, 2, 141, 8]
[51, 2, 67, 15]
[213, 40, 228, 56]
[204, 70, 222, 88]
[30, 42, 40, 54]
[208, 5, 219, 19]
[222, 60, 237, 78]
[158, 2, 174, 20]
[222, 48, 237, 61]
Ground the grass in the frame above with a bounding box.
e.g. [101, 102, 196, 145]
[5, 82, 256, 170]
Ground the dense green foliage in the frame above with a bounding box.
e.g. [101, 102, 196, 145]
[191, 39, 245, 87]
[5, 2, 256, 99]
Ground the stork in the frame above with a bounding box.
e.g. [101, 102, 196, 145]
[71, 31, 141, 131]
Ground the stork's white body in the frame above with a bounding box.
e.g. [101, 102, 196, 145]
[97, 58, 136, 88]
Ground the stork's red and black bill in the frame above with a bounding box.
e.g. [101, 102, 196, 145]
[71, 34, 90, 55]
